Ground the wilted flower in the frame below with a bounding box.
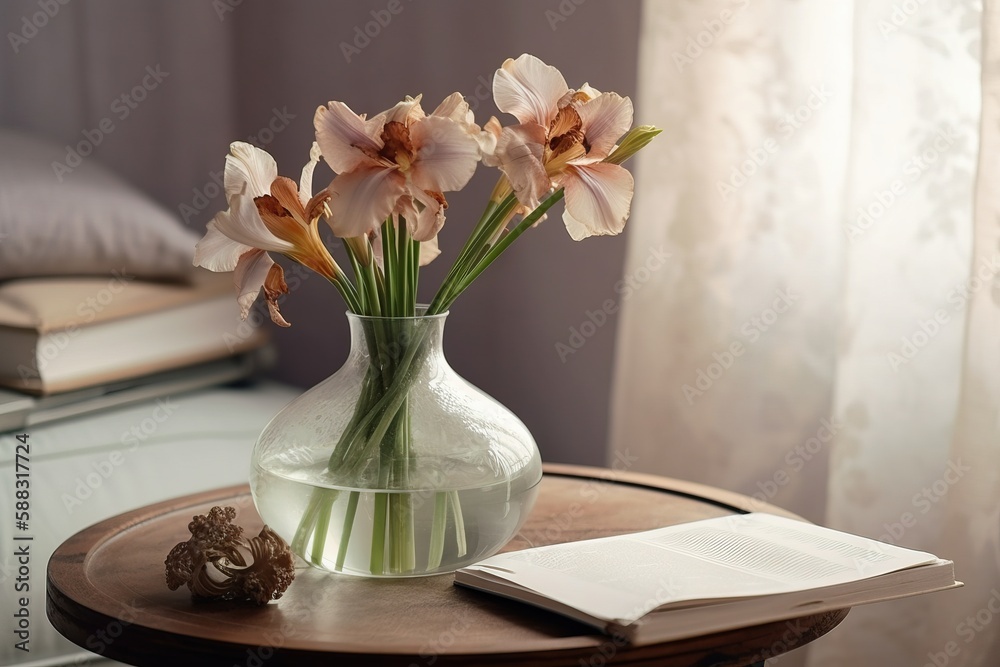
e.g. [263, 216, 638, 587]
[194, 142, 339, 326]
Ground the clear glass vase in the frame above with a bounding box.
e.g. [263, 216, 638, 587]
[249, 310, 543, 577]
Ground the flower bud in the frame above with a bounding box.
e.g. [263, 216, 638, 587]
[345, 236, 372, 267]
[604, 125, 662, 165]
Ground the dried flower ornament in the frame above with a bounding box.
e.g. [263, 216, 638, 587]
[164, 506, 295, 605]
[194, 142, 354, 326]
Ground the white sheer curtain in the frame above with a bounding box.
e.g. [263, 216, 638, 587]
[611, 1, 999, 665]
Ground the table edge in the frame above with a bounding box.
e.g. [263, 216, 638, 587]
[542, 463, 803, 519]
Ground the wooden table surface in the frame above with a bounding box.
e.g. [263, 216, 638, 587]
[47, 464, 848, 666]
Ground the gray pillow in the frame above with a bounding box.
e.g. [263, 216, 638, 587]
[0, 130, 199, 281]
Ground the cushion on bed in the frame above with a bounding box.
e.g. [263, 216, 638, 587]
[0, 129, 199, 281]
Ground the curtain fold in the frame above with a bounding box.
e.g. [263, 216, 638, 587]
[612, 0, 854, 528]
[935, 3, 1000, 664]
[614, 1, 998, 664]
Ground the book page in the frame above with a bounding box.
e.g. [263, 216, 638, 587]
[458, 513, 939, 624]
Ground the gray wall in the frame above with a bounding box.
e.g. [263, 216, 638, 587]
[0, 0, 643, 465]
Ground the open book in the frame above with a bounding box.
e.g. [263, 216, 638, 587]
[454, 513, 960, 645]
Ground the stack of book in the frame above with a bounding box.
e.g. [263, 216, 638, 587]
[0, 270, 271, 430]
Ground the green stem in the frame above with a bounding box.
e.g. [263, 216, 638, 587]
[410, 239, 420, 312]
[427, 195, 516, 313]
[439, 189, 565, 311]
[398, 219, 412, 315]
[363, 259, 383, 318]
[291, 494, 321, 556]
[383, 218, 399, 316]
[370, 493, 388, 575]
[327, 328, 427, 468]
[448, 490, 467, 558]
[388, 489, 414, 573]
[449, 195, 511, 275]
[344, 242, 369, 313]
[310, 491, 336, 566]
[327, 367, 379, 472]
[394, 400, 415, 572]
[389, 492, 401, 572]
[335, 491, 360, 570]
[325, 272, 362, 315]
[372, 400, 398, 573]
[427, 492, 448, 570]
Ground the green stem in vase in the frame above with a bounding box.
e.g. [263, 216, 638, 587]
[390, 399, 415, 573]
[291, 493, 321, 557]
[448, 490, 467, 558]
[370, 492, 388, 574]
[335, 491, 360, 570]
[311, 491, 335, 566]
[427, 492, 448, 570]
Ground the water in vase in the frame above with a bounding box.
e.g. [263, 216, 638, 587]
[251, 459, 540, 577]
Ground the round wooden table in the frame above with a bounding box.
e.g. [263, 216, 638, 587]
[47, 464, 848, 666]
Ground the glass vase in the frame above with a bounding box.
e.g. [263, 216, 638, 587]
[249, 310, 542, 577]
